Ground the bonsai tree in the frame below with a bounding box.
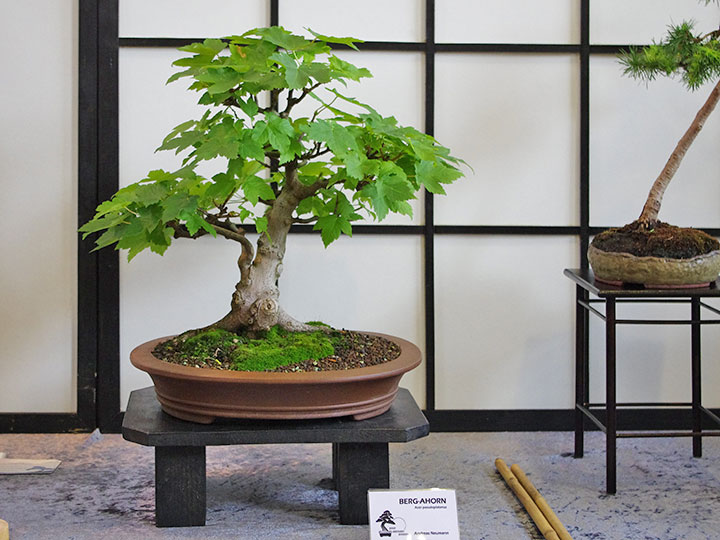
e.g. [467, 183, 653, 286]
[81, 27, 463, 334]
[590, 1, 720, 281]
[376, 510, 395, 536]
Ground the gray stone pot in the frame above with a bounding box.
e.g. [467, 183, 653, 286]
[588, 244, 720, 287]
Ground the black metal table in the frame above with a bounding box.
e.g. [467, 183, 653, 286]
[122, 386, 429, 527]
[565, 268, 720, 493]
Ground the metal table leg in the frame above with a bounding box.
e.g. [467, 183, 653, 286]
[574, 285, 589, 458]
[605, 297, 617, 494]
[691, 297, 702, 458]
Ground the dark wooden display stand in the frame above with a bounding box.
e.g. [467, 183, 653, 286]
[122, 386, 429, 527]
[565, 268, 720, 494]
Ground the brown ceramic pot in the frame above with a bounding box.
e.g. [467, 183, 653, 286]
[130, 332, 421, 423]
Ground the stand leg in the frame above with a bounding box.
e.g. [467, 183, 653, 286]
[155, 446, 206, 527]
[691, 298, 702, 458]
[334, 443, 389, 525]
[575, 285, 589, 458]
[605, 298, 617, 494]
[331, 442, 339, 489]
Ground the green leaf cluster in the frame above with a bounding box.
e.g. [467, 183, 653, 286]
[82, 26, 465, 257]
[620, 14, 720, 90]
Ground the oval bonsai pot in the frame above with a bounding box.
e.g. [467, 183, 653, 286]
[130, 332, 421, 423]
[588, 244, 720, 288]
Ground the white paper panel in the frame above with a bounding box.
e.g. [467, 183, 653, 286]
[119, 237, 246, 409]
[120, 234, 426, 409]
[0, 0, 77, 412]
[436, 0, 579, 44]
[589, 56, 720, 228]
[120, 48, 267, 184]
[119, 48, 208, 183]
[701, 299, 720, 408]
[280, 235, 426, 406]
[590, 0, 719, 45]
[434, 54, 579, 226]
[316, 51, 425, 225]
[119, 0, 267, 38]
[279, 0, 423, 42]
[0, 0, 77, 413]
[434, 236, 577, 409]
[330, 51, 424, 133]
[588, 301, 720, 408]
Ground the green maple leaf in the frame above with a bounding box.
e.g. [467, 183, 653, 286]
[313, 215, 352, 247]
[242, 177, 276, 205]
[415, 160, 463, 195]
[361, 163, 415, 220]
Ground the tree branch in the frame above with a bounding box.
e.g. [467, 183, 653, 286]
[696, 28, 720, 42]
[299, 143, 332, 162]
[210, 223, 255, 284]
[292, 215, 319, 224]
[170, 222, 204, 239]
[282, 82, 322, 118]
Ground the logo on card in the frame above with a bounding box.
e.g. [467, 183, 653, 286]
[376, 510, 407, 537]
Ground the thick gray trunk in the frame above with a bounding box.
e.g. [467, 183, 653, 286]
[211, 166, 322, 333]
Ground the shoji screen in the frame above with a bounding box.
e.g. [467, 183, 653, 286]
[115, 0, 720, 418]
[1, 1, 78, 413]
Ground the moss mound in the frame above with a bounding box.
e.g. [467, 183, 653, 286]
[231, 326, 336, 371]
[155, 326, 338, 371]
[591, 220, 719, 259]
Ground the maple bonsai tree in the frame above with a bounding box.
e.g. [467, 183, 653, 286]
[591, 3, 720, 266]
[81, 27, 463, 335]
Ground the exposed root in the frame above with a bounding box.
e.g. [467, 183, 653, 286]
[636, 219, 658, 232]
[276, 310, 331, 333]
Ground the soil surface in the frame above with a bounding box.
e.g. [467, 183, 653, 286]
[154, 329, 401, 372]
[591, 220, 719, 259]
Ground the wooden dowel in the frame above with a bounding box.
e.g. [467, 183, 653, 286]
[0, 518, 9, 540]
[511, 464, 574, 540]
[495, 459, 560, 540]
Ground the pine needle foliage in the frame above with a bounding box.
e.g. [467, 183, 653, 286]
[620, 15, 720, 90]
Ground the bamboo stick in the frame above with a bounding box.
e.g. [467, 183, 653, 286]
[495, 458, 560, 540]
[0, 518, 9, 540]
[511, 464, 573, 540]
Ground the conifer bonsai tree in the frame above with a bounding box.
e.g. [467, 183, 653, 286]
[589, 1, 720, 286]
[81, 27, 463, 340]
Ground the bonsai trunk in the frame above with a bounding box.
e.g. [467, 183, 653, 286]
[210, 166, 322, 334]
[637, 78, 720, 229]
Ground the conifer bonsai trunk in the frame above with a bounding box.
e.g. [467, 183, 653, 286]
[637, 79, 720, 230]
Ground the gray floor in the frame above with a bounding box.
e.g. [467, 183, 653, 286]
[0, 430, 719, 539]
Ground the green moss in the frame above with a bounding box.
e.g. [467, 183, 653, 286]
[178, 329, 244, 362]
[158, 325, 339, 372]
[230, 326, 338, 371]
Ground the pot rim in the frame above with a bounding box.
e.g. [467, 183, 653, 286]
[130, 331, 421, 385]
[588, 244, 720, 263]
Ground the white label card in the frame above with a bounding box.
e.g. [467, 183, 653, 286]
[367, 488, 460, 539]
